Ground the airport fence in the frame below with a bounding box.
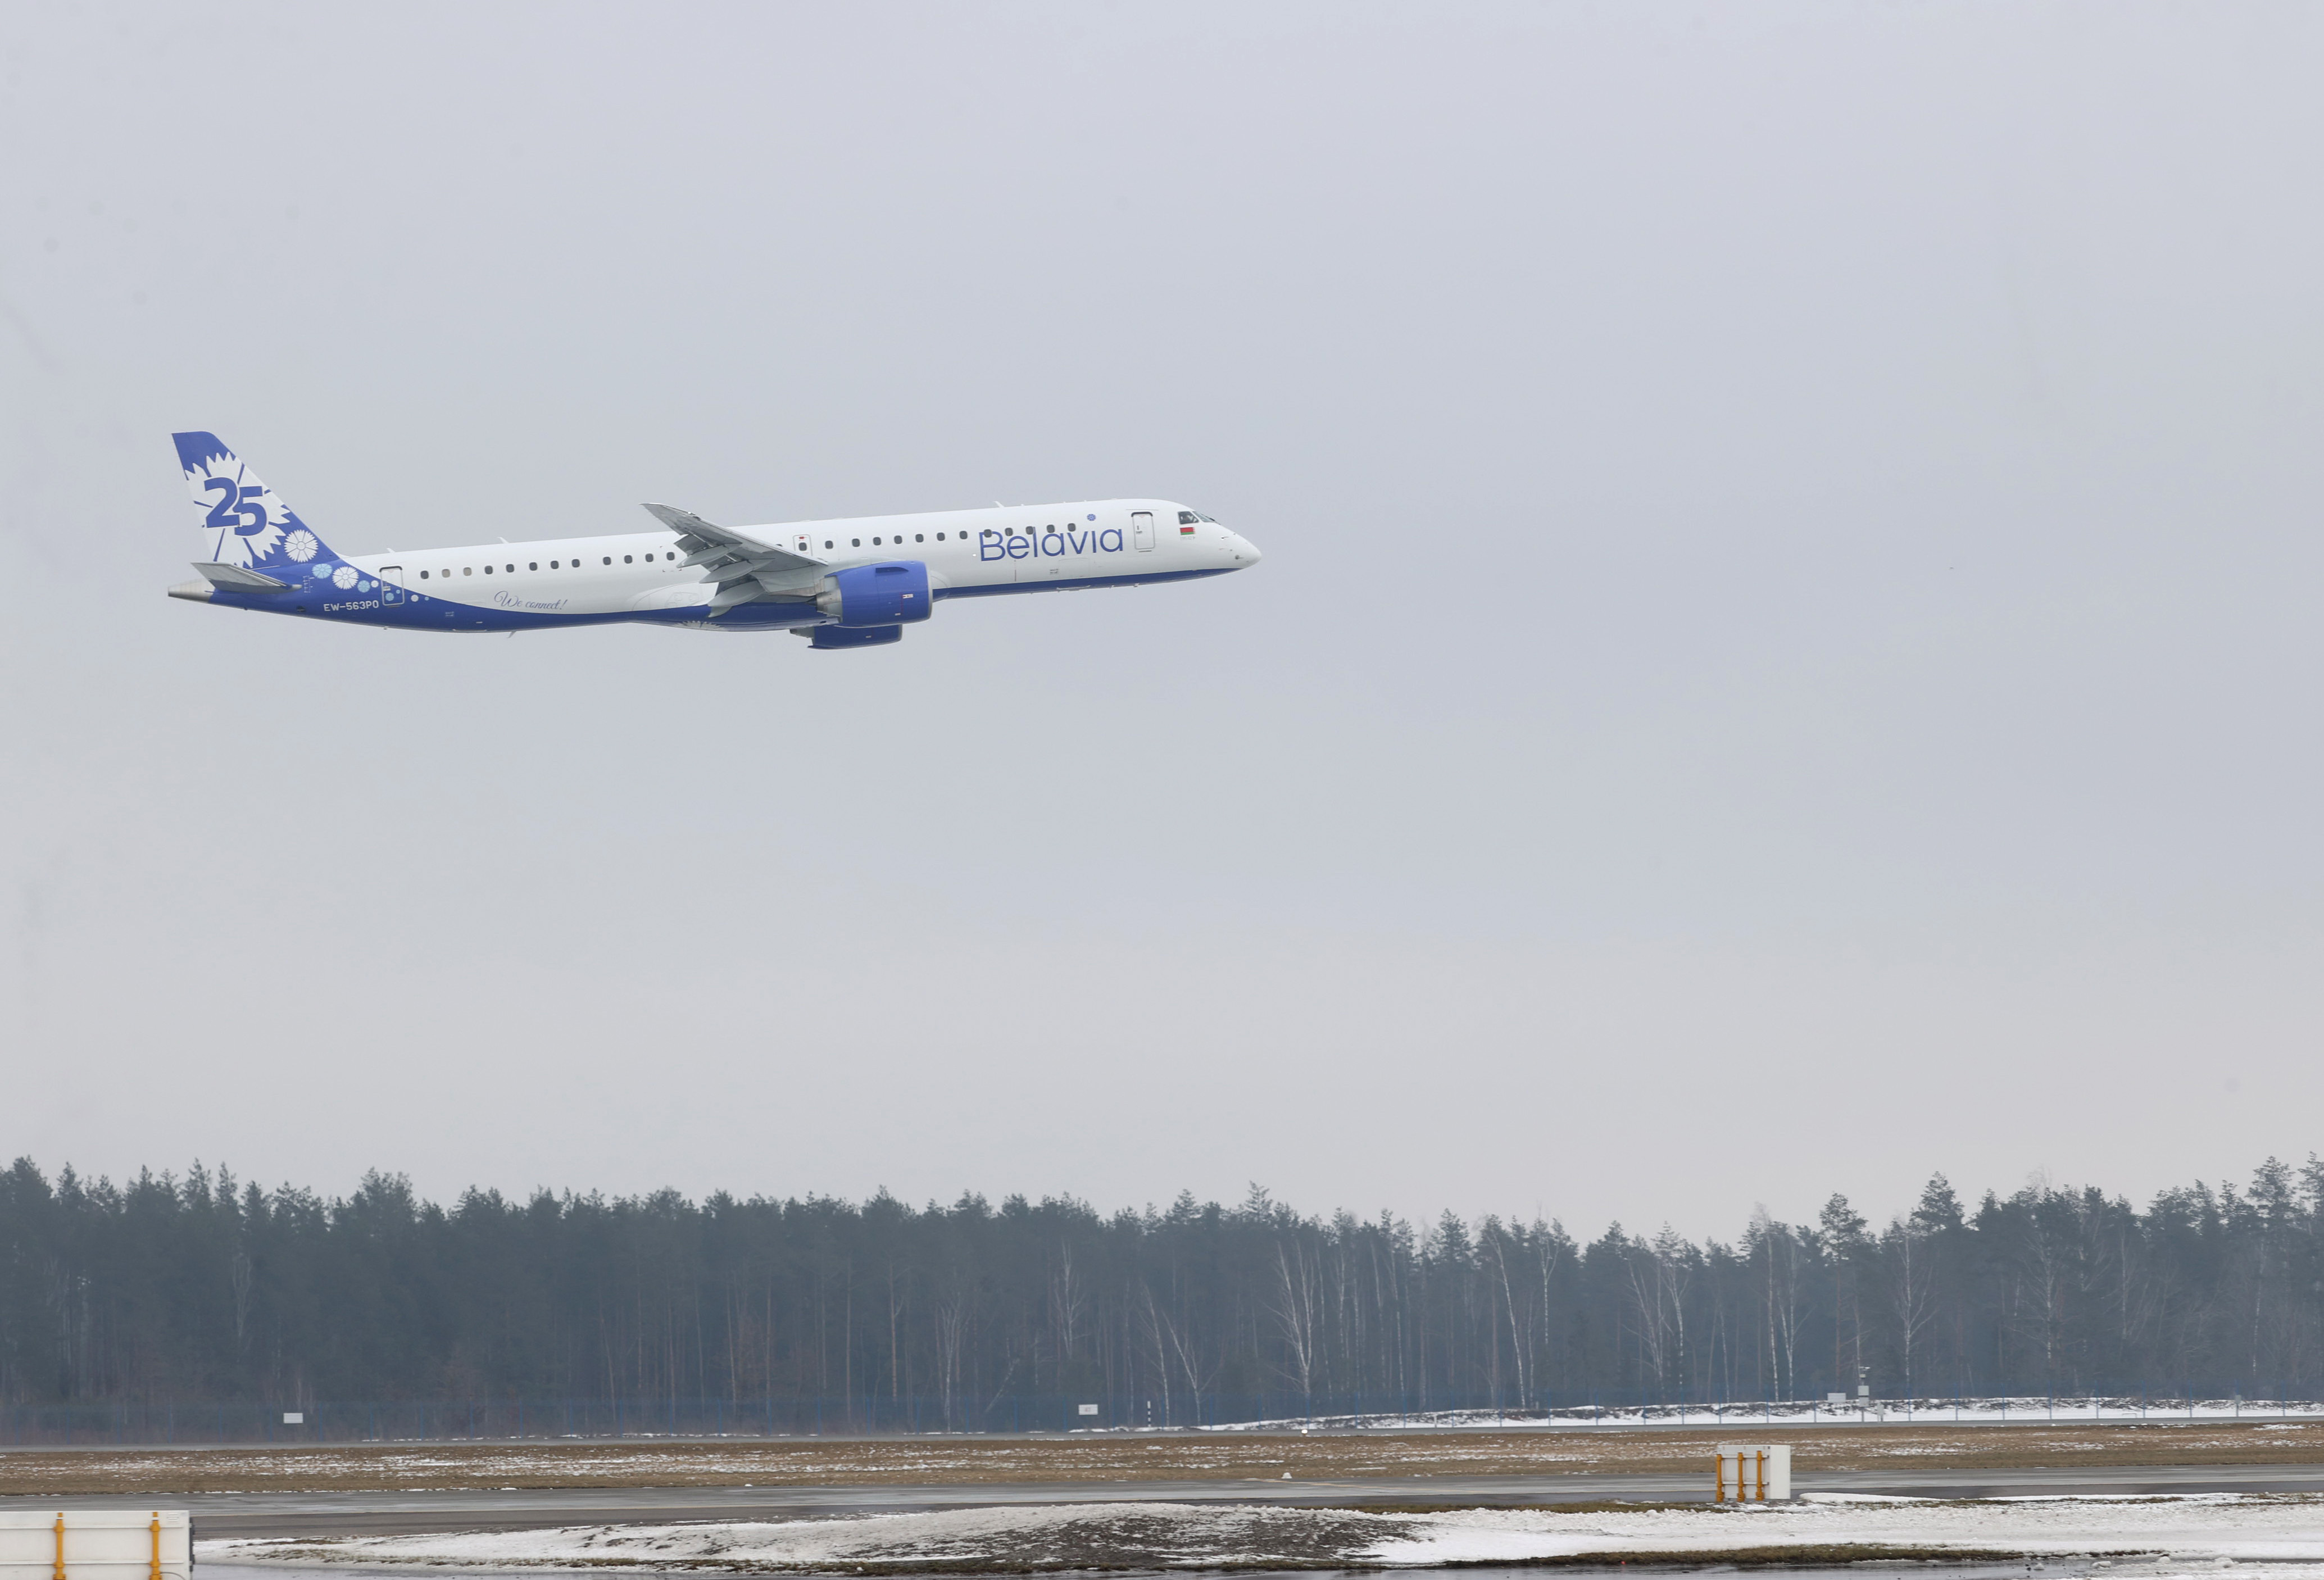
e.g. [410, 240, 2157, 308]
[11, 1386, 2324, 1446]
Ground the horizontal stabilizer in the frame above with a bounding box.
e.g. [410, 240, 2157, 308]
[193, 561, 293, 593]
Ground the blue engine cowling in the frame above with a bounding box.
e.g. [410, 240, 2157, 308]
[809, 624, 901, 650]
[817, 561, 931, 626]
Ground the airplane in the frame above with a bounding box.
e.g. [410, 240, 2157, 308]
[164, 432, 1261, 648]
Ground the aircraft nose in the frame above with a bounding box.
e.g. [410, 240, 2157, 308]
[1234, 534, 1263, 567]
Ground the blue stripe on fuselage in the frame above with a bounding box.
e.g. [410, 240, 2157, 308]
[202, 565, 1233, 631]
[199, 586, 710, 632]
[932, 567, 1234, 600]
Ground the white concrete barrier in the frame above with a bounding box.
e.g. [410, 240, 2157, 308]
[0, 1511, 192, 1580]
[1713, 1443, 1791, 1501]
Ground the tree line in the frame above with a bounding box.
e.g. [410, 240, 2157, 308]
[5, 1155, 2324, 1422]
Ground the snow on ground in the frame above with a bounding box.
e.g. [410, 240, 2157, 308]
[211, 1504, 1396, 1572]
[1366, 1496, 2324, 1565]
[1198, 1398, 2324, 1433]
[205, 1492, 2324, 1573]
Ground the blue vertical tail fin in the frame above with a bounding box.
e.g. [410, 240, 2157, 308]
[173, 432, 337, 571]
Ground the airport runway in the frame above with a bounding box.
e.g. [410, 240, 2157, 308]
[14, 1462, 2324, 1539]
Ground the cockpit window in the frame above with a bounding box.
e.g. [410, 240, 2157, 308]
[1177, 511, 1199, 525]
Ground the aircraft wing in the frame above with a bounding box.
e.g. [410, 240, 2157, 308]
[642, 502, 824, 615]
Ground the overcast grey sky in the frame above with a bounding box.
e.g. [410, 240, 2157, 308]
[4, 3, 2321, 1240]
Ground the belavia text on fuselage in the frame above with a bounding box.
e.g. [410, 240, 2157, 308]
[164, 433, 1261, 650]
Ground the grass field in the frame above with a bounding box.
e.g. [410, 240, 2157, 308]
[7, 1422, 2324, 1495]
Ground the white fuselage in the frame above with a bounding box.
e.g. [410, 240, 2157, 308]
[345, 499, 1259, 624]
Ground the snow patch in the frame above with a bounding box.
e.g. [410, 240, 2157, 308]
[205, 1493, 2324, 1573]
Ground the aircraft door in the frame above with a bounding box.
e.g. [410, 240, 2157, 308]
[378, 564, 405, 605]
[1131, 511, 1154, 551]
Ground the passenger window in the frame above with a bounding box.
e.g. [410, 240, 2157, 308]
[420, 570, 430, 579]
[873, 537, 882, 546]
[506, 564, 514, 572]
[824, 539, 833, 549]
[602, 556, 611, 565]
[483, 566, 493, 575]
[529, 562, 538, 571]
[915, 533, 924, 542]
[851, 538, 861, 547]
[464, 567, 473, 575]
[624, 554, 633, 564]
[936, 533, 945, 541]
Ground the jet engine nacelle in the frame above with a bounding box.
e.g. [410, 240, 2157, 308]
[817, 561, 931, 626]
